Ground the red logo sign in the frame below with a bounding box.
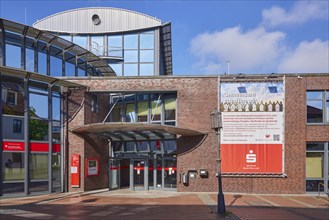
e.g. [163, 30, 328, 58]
[3, 141, 25, 151]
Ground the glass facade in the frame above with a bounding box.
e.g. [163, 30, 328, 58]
[60, 30, 156, 76]
[109, 92, 176, 125]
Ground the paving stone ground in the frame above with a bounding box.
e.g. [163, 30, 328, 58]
[0, 190, 328, 220]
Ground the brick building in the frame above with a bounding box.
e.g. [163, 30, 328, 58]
[0, 7, 328, 197]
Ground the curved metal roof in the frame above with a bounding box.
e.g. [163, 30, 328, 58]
[33, 7, 162, 34]
[71, 122, 205, 141]
[0, 18, 115, 76]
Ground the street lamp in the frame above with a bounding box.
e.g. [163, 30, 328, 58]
[210, 109, 226, 215]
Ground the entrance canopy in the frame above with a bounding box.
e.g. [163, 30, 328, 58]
[71, 122, 205, 141]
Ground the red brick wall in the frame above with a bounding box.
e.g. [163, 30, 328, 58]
[66, 75, 329, 194]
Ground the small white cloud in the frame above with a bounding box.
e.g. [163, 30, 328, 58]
[262, 1, 329, 27]
[190, 26, 286, 73]
[278, 39, 329, 73]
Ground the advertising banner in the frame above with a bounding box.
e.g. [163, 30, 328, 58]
[220, 82, 284, 174]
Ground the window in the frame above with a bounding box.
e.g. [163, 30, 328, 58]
[13, 119, 23, 133]
[306, 142, 329, 193]
[5, 44, 21, 68]
[6, 91, 17, 105]
[92, 94, 98, 113]
[307, 91, 329, 124]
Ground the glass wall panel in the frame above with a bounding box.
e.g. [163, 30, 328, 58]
[109, 63, 122, 76]
[73, 36, 87, 48]
[78, 68, 86, 77]
[307, 143, 325, 151]
[26, 48, 34, 72]
[52, 96, 60, 120]
[150, 140, 162, 152]
[307, 91, 323, 99]
[137, 101, 148, 122]
[65, 61, 75, 77]
[50, 56, 62, 77]
[140, 50, 154, 62]
[52, 153, 61, 192]
[90, 36, 104, 56]
[124, 34, 138, 49]
[125, 103, 136, 122]
[2, 77, 24, 116]
[2, 116, 24, 140]
[140, 32, 154, 49]
[124, 64, 138, 76]
[137, 141, 148, 152]
[2, 152, 25, 181]
[125, 142, 135, 152]
[124, 50, 138, 62]
[30, 118, 49, 141]
[30, 153, 49, 193]
[150, 94, 162, 122]
[164, 94, 176, 121]
[5, 44, 21, 68]
[30, 93, 48, 118]
[52, 123, 61, 143]
[38, 52, 47, 75]
[140, 64, 154, 76]
[108, 35, 123, 57]
[2, 152, 25, 194]
[307, 100, 323, 123]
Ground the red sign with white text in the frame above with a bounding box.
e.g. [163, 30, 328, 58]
[221, 144, 282, 173]
[2, 141, 25, 151]
[71, 154, 80, 188]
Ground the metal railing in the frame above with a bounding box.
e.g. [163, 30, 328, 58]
[90, 42, 123, 58]
[318, 182, 329, 197]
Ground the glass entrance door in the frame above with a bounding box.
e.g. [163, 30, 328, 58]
[133, 160, 145, 190]
[164, 157, 177, 189]
[109, 159, 120, 190]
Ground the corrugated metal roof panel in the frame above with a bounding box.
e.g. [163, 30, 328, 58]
[33, 7, 162, 34]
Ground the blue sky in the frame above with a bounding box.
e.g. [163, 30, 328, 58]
[1, 0, 328, 75]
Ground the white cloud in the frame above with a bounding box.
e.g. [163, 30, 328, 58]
[262, 1, 329, 27]
[278, 39, 329, 73]
[190, 26, 286, 73]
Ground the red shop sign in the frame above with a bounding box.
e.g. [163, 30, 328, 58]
[2, 141, 25, 151]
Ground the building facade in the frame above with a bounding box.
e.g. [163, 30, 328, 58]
[0, 7, 328, 197]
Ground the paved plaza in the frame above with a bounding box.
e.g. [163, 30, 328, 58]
[0, 189, 328, 220]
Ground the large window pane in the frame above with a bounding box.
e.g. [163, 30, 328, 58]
[30, 93, 48, 118]
[2, 116, 24, 140]
[124, 64, 138, 76]
[91, 36, 104, 56]
[52, 96, 60, 120]
[73, 36, 87, 48]
[30, 118, 49, 141]
[124, 50, 138, 62]
[307, 100, 323, 123]
[306, 180, 324, 192]
[326, 100, 329, 123]
[2, 77, 24, 116]
[125, 103, 136, 122]
[165, 97, 176, 121]
[307, 91, 323, 99]
[6, 44, 21, 68]
[140, 63, 154, 76]
[52, 153, 61, 192]
[151, 94, 162, 122]
[140, 32, 154, 49]
[124, 34, 138, 49]
[108, 35, 123, 57]
[50, 56, 62, 77]
[306, 143, 325, 151]
[65, 62, 75, 77]
[137, 101, 148, 122]
[26, 48, 34, 72]
[109, 63, 122, 76]
[2, 152, 25, 181]
[30, 153, 49, 193]
[306, 152, 323, 178]
[140, 50, 154, 62]
[38, 52, 47, 75]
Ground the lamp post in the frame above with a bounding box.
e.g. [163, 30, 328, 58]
[211, 109, 226, 215]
